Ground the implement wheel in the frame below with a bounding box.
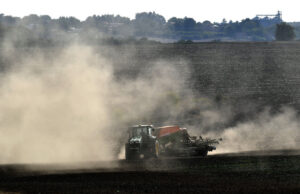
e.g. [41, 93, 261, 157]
[155, 140, 160, 158]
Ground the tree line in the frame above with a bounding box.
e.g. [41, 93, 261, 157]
[0, 12, 296, 43]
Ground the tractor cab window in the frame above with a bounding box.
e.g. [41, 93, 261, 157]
[148, 127, 154, 135]
[131, 127, 149, 137]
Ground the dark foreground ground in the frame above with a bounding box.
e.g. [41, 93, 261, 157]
[0, 150, 300, 193]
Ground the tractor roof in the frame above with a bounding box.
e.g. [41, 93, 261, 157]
[130, 124, 153, 128]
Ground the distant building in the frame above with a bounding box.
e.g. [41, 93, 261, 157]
[254, 11, 282, 27]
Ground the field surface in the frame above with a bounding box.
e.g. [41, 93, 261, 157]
[1, 150, 300, 193]
[1, 42, 300, 193]
[112, 42, 300, 103]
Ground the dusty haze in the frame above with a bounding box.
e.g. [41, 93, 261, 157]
[0, 36, 300, 164]
[0, 42, 196, 164]
[212, 107, 300, 154]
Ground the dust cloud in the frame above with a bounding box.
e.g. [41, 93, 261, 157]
[0, 42, 194, 164]
[210, 107, 300, 154]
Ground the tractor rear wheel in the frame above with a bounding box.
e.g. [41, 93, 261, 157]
[201, 150, 208, 157]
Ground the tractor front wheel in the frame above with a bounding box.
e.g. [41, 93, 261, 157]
[125, 144, 134, 160]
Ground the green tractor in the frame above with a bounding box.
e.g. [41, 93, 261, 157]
[125, 125, 159, 160]
[125, 125, 220, 160]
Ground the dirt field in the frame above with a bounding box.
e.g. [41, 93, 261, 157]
[1, 150, 300, 193]
[113, 42, 300, 103]
[105, 41, 300, 127]
[1, 42, 300, 193]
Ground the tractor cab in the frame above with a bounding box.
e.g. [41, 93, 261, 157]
[126, 125, 158, 160]
[128, 125, 155, 139]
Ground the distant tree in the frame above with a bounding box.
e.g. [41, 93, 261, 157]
[183, 17, 196, 30]
[134, 12, 166, 36]
[167, 17, 184, 31]
[57, 16, 81, 31]
[83, 14, 131, 34]
[40, 15, 52, 25]
[275, 22, 295, 41]
[57, 17, 69, 31]
[22, 14, 40, 25]
[221, 18, 227, 24]
[202, 20, 213, 31]
[84, 15, 100, 29]
[0, 15, 19, 26]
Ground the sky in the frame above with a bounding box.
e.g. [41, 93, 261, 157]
[1, 0, 299, 22]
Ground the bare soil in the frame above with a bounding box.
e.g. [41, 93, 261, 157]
[1, 150, 300, 193]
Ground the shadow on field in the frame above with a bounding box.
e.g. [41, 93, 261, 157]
[1, 150, 300, 193]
